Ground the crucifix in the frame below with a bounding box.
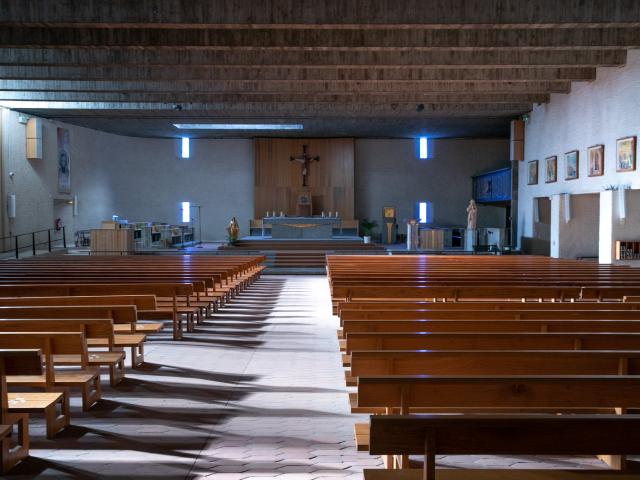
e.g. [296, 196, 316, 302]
[290, 145, 320, 187]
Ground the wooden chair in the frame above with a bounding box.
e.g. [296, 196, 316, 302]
[0, 333, 101, 411]
[0, 349, 44, 473]
[0, 319, 126, 386]
[0, 305, 145, 368]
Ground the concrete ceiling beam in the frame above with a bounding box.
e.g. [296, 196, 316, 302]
[0, 100, 532, 116]
[0, 90, 551, 104]
[0, 79, 572, 94]
[0, 66, 599, 82]
[1, 27, 640, 49]
[0, 47, 626, 67]
[1, 0, 639, 27]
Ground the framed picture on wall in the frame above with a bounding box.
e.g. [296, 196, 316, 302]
[545, 156, 557, 183]
[616, 136, 637, 172]
[527, 160, 538, 185]
[565, 150, 579, 180]
[587, 144, 604, 177]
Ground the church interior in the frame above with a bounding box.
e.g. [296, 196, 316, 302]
[1, 1, 640, 479]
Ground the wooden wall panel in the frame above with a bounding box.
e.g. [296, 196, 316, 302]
[254, 138, 355, 219]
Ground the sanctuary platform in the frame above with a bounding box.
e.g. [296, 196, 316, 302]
[219, 238, 385, 272]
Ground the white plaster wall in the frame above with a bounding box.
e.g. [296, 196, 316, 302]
[97, 136, 253, 242]
[0, 108, 254, 242]
[355, 138, 509, 230]
[557, 193, 600, 260]
[2, 110, 509, 244]
[519, 49, 640, 251]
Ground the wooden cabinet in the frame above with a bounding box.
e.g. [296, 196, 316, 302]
[90, 229, 134, 255]
[615, 241, 640, 260]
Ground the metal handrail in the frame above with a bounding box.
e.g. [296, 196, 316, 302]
[0, 227, 67, 258]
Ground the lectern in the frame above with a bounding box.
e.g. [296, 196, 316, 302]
[382, 206, 397, 244]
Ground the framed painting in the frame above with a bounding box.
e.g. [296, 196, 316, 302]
[383, 206, 396, 218]
[587, 145, 604, 177]
[617, 136, 637, 172]
[565, 150, 579, 180]
[545, 156, 557, 183]
[527, 160, 538, 185]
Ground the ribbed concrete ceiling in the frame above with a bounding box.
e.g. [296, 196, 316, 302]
[0, 0, 639, 138]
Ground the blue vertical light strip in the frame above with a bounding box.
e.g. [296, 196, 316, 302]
[181, 137, 190, 159]
[181, 202, 191, 223]
[419, 137, 428, 159]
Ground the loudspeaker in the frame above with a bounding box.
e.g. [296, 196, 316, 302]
[7, 194, 16, 219]
[563, 194, 571, 223]
[26, 118, 42, 159]
[618, 187, 626, 221]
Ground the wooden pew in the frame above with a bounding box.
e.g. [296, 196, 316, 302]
[0, 333, 101, 411]
[342, 318, 640, 335]
[353, 375, 640, 451]
[340, 308, 640, 322]
[0, 284, 191, 340]
[367, 414, 640, 480]
[0, 349, 42, 473]
[0, 319, 126, 386]
[347, 350, 640, 387]
[333, 285, 640, 304]
[0, 295, 163, 333]
[343, 331, 640, 366]
[0, 305, 145, 368]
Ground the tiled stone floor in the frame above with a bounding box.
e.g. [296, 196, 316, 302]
[7, 275, 637, 479]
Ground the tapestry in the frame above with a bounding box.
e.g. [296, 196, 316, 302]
[57, 128, 71, 194]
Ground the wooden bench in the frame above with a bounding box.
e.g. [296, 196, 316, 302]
[343, 331, 640, 366]
[367, 414, 640, 480]
[339, 308, 640, 322]
[0, 318, 126, 386]
[0, 295, 163, 334]
[347, 350, 640, 387]
[342, 318, 640, 335]
[353, 375, 640, 450]
[0, 333, 101, 411]
[0, 305, 145, 368]
[0, 349, 42, 473]
[0, 284, 194, 340]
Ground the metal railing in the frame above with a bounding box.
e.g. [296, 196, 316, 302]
[0, 227, 67, 259]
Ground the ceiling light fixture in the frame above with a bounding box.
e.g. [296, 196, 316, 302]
[173, 123, 304, 130]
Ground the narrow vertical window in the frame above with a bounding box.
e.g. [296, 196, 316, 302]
[181, 137, 190, 159]
[417, 201, 432, 224]
[419, 137, 428, 159]
[181, 202, 191, 223]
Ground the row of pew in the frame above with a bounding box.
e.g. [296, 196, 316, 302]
[0, 254, 265, 473]
[327, 255, 640, 480]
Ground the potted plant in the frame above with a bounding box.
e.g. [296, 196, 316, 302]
[360, 218, 378, 244]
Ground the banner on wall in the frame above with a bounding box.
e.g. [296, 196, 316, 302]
[57, 128, 71, 194]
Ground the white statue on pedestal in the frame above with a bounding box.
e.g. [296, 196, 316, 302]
[466, 199, 478, 230]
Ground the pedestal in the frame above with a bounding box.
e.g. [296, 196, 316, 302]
[464, 229, 477, 252]
[407, 221, 419, 250]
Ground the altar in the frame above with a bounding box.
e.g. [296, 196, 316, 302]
[266, 217, 341, 239]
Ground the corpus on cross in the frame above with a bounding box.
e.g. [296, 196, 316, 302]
[290, 145, 320, 187]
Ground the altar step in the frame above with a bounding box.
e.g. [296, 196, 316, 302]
[222, 239, 385, 251]
[219, 239, 385, 271]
